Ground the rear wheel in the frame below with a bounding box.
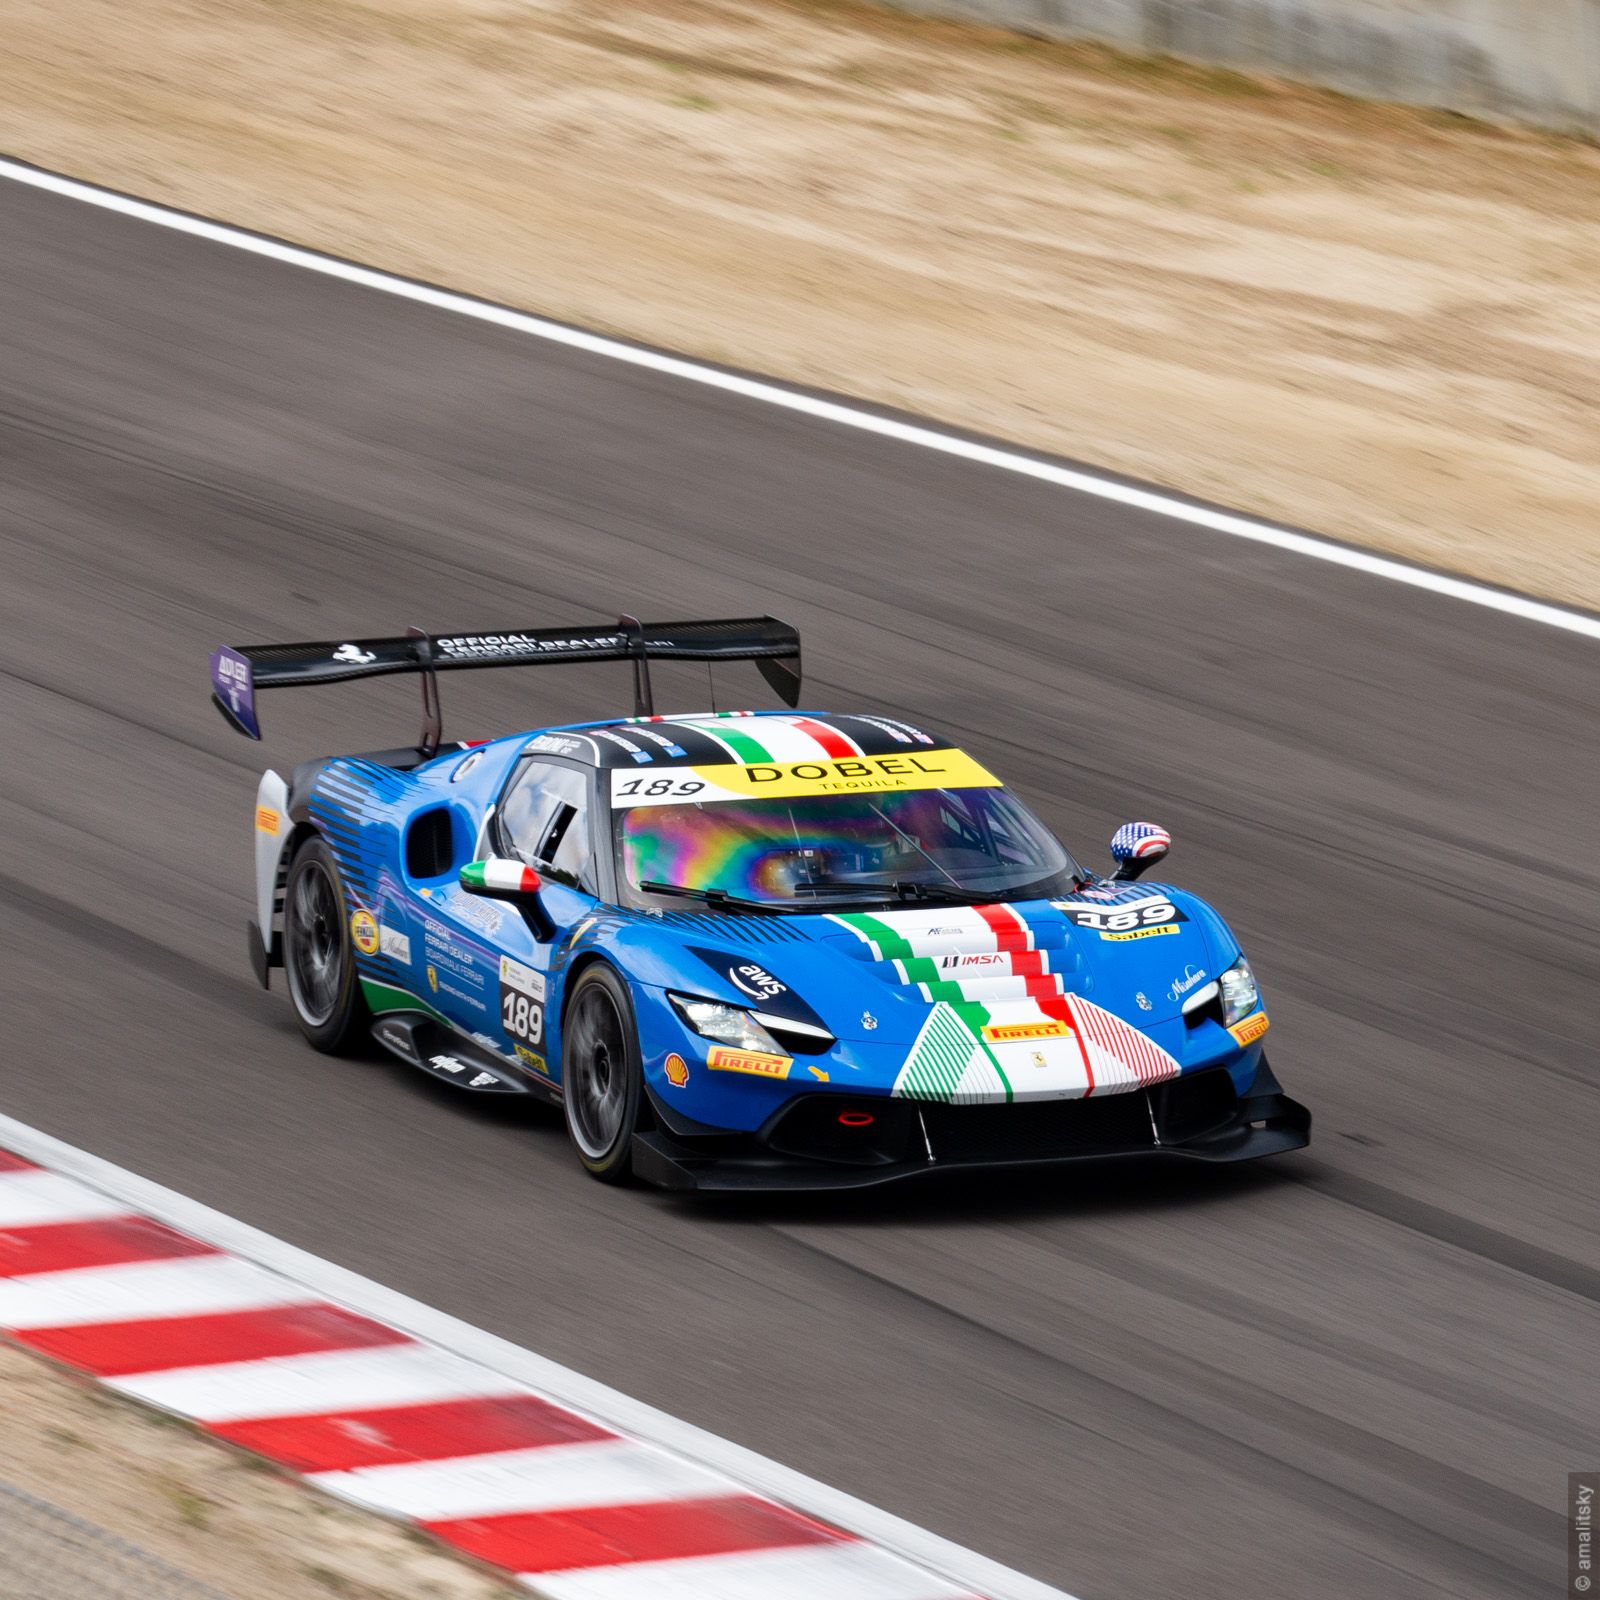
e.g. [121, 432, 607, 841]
[282, 834, 370, 1054]
[562, 965, 642, 1182]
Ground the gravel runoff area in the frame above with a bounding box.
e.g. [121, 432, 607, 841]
[2, 0, 1599, 609]
[0, 1342, 519, 1600]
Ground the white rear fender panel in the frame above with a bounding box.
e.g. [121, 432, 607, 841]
[253, 769, 291, 939]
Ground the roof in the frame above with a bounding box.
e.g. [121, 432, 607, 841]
[530, 710, 949, 769]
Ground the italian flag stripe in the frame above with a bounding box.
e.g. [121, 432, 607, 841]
[1032, 994, 1097, 1094]
[974, 903, 1033, 953]
[834, 911, 915, 963]
[682, 721, 773, 764]
[950, 999, 1012, 1101]
[896, 1000, 1013, 1103]
[790, 718, 862, 759]
[899, 1005, 972, 1101]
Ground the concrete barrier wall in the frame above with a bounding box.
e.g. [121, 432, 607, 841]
[883, 0, 1600, 132]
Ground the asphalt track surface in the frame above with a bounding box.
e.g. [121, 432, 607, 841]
[1, 174, 1595, 1600]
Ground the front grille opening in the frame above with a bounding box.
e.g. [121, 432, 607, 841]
[923, 1068, 1240, 1163]
[762, 1070, 1242, 1169]
[764, 1098, 918, 1166]
[921, 1093, 1155, 1162]
[1151, 1068, 1238, 1142]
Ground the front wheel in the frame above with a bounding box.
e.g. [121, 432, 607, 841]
[561, 965, 642, 1183]
[282, 833, 370, 1054]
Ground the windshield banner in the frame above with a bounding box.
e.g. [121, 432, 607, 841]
[611, 748, 1002, 806]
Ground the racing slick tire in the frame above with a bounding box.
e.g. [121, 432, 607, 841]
[562, 964, 643, 1183]
[282, 833, 371, 1055]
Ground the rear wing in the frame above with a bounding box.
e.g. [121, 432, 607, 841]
[209, 615, 801, 750]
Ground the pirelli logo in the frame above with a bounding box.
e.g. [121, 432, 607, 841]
[982, 1020, 1071, 1043]
[1228, 1012, 1270, 1047]
[705, 1047, 793, 1080]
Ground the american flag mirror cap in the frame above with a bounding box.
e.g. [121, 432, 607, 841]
[1110, 821, 1172, 863]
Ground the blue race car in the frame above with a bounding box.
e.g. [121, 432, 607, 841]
[212, 615, 1308, 1189]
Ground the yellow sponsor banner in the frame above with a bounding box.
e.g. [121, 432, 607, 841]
[254, 806, 281, 835]
[514, 1044, 550, 1076]
[705, 1046, 793, 1080]
[1099, 924, 1179, 942]
[613, 749, 1001, 806]
[982, 1019, 1071, 1043]
[1228, 1011, 1270, 1047]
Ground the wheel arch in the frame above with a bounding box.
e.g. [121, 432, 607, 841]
[558, 950, 629, 1045]
[559, 952, 654, 1136]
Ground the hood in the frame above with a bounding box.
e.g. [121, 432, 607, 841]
[633, 886, 1226, 1106]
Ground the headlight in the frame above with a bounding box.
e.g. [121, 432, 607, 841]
[1217, 956, 1260, 1027]
[669, 994, 784, 1055]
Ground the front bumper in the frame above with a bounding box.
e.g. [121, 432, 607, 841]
[631, 1058, 1310, 1192]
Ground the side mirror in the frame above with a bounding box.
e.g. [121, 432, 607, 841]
[1109, 822, 1170, 882]
[460, 858, 553, 939]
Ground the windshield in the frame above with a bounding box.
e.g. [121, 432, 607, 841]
[616, 786, 1084, 909]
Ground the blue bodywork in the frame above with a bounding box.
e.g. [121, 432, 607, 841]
[288, 717, 1285, 1151]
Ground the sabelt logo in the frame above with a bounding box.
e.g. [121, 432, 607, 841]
[1099, 924, 1179, 941]
[982, 1019, 1071, 1043]
[514, 1044, 550, 1076]
[1228, 1011, 1270, 1047]
[705, 1046, 793, 1080]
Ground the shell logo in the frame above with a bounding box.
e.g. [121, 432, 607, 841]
[663, 1053, 690, 1088]
[349, 910, 380, 955]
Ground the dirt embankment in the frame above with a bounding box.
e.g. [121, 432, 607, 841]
[2, 0, 1598, 607]
[0, 1342, 517, 1600]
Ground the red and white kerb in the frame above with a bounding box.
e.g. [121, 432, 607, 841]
[0, 1148, 978, 1599]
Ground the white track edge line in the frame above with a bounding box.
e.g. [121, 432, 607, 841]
[1, 155, 1596, 645]
[0, 1111, 1070, 1600]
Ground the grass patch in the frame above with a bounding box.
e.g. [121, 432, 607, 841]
[302, 1565, 353, 1594]
[159, 1479, 214, 1529]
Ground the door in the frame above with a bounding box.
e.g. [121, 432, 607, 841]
[430, 756, 599, 1082]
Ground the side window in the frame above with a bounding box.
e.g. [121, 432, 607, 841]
[499, 761, 595, 892]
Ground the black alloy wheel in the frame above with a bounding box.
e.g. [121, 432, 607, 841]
[282, 833, 370, 1053]
[561, 964, 644, 1182]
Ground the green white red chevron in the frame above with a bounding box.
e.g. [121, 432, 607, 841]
[829, 905, 1180, 1103]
